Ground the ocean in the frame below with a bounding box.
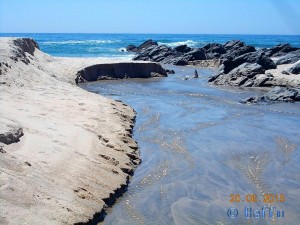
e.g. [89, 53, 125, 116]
[1, 33, 300, 58]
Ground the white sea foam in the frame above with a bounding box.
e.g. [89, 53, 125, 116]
[42, 40, 121, 45]
[118, 47, 127, 52]
[158, 40, 199, 47]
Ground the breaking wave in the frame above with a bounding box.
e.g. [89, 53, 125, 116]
[42, 40, 121, 45]
[158, 40, 199, 47]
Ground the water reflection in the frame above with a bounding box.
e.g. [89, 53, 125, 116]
[81, 65, 300, 225]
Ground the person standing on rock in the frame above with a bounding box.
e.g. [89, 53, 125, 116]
[193, 69, 199, 78]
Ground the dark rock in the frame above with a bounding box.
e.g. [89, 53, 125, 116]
[282, 70, 290, 75]
[263, 43, 299, 57]
[137, 39, 158, 51]
[166, 69, 175, 74]
[126, 39, 158, 53]
[208, 73, 222, 83]
[229, 63, 265, 78]
[276, 50, 300, 65]
[263, 86, 300, 102]
[126, 45, 138, 52]
[171, 58, 189, 66]
[242, 87, 300, 104]
[76, 62, 167, 82]
[206, 52, 221, 60]
[183, 48, 206, 61]
[287, 63, 300, 74]
[209, 63, 269, 87]
[223, 51, 276, 74]
[223, 40, 245, 50]
[133, 45, 177, 63]
[221, 45, 256, 60]
[252, 74, 274, 87]
[242, 96, 260, 104]
[203, 43, 226, 55]
[174, 45, 192, 53]
[0, 119, 24, 145]
[151, 46, 177, 62]
[13, 38, 40, 56]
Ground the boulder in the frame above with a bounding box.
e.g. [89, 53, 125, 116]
[209, 63, 265, 86]
[252, 74, 274, 87]
[166, 69, 175, 74]
[287, 62, 300, 74]
[221, 45, 256, 60]
[208, 63, 275, 87]
[137, 39, 158, 51]
[229, 63, 265, 78]
[203, 43, 226, 54]
[0, 118, 24, 145]
[242, 87, 300, 104]
[126, 44, 138, 52]
[222, 51, 276, 74]
[263, 43, 299, 57]
[183, 48, 206, 61]
[223, 40, 245, 50]
[174, 45, 192, 53]
[263, 86, 300, 102]
[133, 45, 177, 62]
[127, 39, 158, 53]
[276, 50, 300, 65]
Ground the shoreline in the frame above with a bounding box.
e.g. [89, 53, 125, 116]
[0, 38, 146, 224]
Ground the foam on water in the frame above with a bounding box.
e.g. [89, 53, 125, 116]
[158, 40, 199, 47]
[41, 39, 121, 45]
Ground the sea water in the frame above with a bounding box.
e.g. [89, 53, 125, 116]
[2, 33, 299, 224]
[1, 33, 300, 58]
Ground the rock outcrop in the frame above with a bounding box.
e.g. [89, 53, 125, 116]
[76, 62, 167, 82]
[209, 63, 271, 87]
[242, 86, 300, 103]
[127, 39, 299, 88]
[287, 62, 300, 75]
[12, 38, 40, 56]
[263, 43, 299, 57]
[222, 51, 276, 74]
[276, 50, 300, 65]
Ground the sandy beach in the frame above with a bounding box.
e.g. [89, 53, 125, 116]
[0, 38, 144, 224]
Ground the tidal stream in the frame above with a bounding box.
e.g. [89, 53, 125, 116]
[81, 65, 300, 225]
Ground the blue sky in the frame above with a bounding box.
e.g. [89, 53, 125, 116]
[0, 0, 299, 35]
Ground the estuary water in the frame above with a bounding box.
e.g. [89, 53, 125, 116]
[81, 65, 300, 225]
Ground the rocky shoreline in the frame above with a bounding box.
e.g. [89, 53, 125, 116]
[127, 39, 300, 102]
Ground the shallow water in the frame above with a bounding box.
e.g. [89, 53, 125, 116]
[81, 66, 300, 225]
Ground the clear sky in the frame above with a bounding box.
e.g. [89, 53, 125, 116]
[0, 0, 300, 35]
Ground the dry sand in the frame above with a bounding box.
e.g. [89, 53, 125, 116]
[265, 59, 300, 87]
[0, 38, 141, 224]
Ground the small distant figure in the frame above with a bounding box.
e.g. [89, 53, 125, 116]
[193, 69, 199, 78]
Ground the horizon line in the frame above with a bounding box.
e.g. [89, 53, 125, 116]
[0, 32, 299, 36]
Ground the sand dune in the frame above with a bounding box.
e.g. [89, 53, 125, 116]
[0, 38, 143, 224]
